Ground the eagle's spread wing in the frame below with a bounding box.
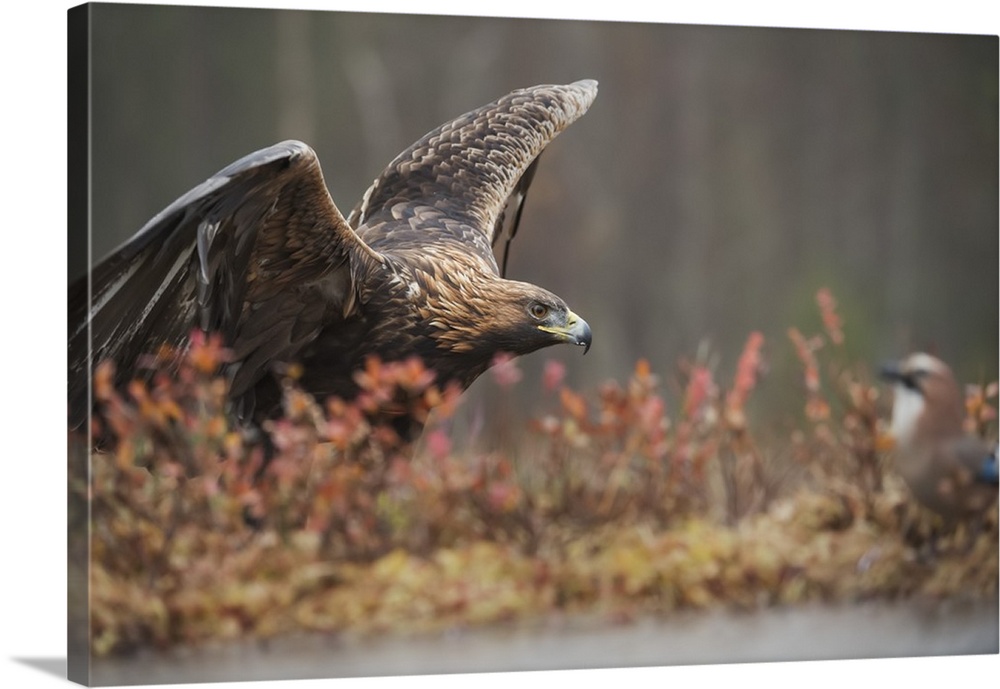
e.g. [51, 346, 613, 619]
[70, 81, 598, 430]
[347, 80, 598, 276]
[68, 141, 375, 425]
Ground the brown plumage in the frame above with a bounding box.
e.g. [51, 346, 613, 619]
[68, 81, 597, 431]
[880, 353, 997, 522]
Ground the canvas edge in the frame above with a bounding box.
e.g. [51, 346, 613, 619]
[68, 3, 92, 686]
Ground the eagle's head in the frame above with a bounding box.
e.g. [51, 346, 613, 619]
[425, 275, 591, 385]
[487, 279, 592, 357]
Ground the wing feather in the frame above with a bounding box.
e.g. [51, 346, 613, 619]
[68, 140, 374, 426]
[347, 81, 597, 273]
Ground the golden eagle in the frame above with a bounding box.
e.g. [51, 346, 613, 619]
[68, 81, 597, 431]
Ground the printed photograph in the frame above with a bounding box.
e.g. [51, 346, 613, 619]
[66, 3, 998, 685]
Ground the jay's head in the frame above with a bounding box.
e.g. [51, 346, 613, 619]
[880, 353, 965, 449]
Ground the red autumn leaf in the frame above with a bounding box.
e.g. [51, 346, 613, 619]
[542, 359, 566, 392]
[560, 387, 588, 420]
[425, 428, 452, 461]
[816, 288, 844, 345]
[490, 352, 523, 389]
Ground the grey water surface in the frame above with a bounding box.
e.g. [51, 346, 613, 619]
[90, 600, 999, 686]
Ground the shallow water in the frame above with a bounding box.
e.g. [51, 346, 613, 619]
[90, 600, 998, 686]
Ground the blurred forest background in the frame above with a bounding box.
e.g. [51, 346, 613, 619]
[76, 3, 998, 428]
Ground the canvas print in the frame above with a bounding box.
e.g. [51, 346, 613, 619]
[67, 3, 999, 686]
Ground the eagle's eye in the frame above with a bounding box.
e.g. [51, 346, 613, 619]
[529, 303, 550, 320]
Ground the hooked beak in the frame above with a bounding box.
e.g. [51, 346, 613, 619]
[541, 309, 592, 354]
